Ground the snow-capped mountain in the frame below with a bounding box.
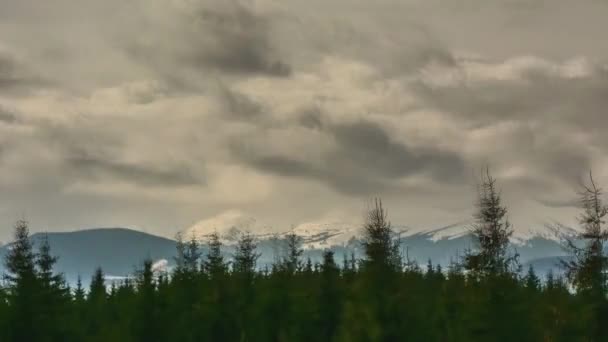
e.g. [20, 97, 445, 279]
[509, 224, 580, 245]
[185, 211, 579, 249]
[185, 211, 406, 249]
[406, 222, 580, 246]
[0, 222, 581, 288]
[185, 210, 276, 245]
[183, 211, 581, 267]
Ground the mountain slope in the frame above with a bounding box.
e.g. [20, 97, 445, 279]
[184, 214, 578, 264]
[0, 223, 580, 286]
[0, 228, 176, 285]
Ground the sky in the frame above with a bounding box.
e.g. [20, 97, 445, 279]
[1, 0, 608, 241]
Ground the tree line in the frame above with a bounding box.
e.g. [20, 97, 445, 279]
[1, 170, 608, 341]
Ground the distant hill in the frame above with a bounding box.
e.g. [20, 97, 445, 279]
[0, 228, 177, 286]
[523, 256, 571, 279]
[185, 217, 578, 267]
[0, 224, 579, 286]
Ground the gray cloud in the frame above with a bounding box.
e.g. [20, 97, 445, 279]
[536, 197, 579, 209]
[329, 120, 465, 182]
[232, 118, 465, 195]
[218, 85, 264, 121]
[191, 3, 291, 76]
[0, 52, 46, 95]
[2, 0, 608, 239]
[0, 106, 18, 125]
[409, 56, 606, 190]
[66, 151, 202, 187]
[412, 59, 608, 129]
[296, 106, 324, 130]
[124, 0, 290, 92]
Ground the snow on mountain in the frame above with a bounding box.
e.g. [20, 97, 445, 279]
[184, 210, 275, 245]
[290, 221, 578, 247]
[404, 222, 580, 246]
[404, 223, 471, 242]
[291, 222, 410, 249]
[184, 211, 410, 249]
[509, 224, 580, 245]
[291, 222, 359, 249]
[184, 211, 580, 250]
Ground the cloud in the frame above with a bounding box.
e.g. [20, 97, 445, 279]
[231, 118, 465, 195]
[0, 50, 47, 95]
[536, 197, 579, 209]
[66, 151, 202, 188]
[409, 55, 607, 187]
[1, 0, 608, 240]
[0, 106, 18, 125]
[217, 85, 265, 121]
[191, 2, 291, 76]
[122, 0, 291, 92]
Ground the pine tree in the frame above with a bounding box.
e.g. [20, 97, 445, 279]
[524, 266, 541, 292]
[304, 257, 314, 276]
[86, 267, 107, 339]
[202, 232, 233, 341]
[283, 232, 303, 274]
[465, 169, 517, 276]
[184, 234, 202, 274]
[73, 276, 85, 304]
[171, 234, 201, 341]
[35, 235, 70, 341]
[203, 232, 228, 278]
[461, 170, 530, 342]
[3, 220, 41, 342]
[233, 232, 260, 279]
[0, 284, 8, 341]
[339, 199, 403, 342]
[172, 232, 187, 277]
[134, 259, 159, 342]
[563, 171, 608, 295]
[89, 267, 106, 303]
[361, 198, 400, 272]
[562, 172, 608, 340]
[36, 235, 65, 291]
[232, 232, 260, 341]
[71, 275, 87, 341]
[318, 250, 341, 341]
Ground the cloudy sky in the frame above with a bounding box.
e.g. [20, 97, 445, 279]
[1, 0, 608, 241]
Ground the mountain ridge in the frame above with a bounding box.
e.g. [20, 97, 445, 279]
[184, 214, 580, 250]
[0, 223, 580, 286]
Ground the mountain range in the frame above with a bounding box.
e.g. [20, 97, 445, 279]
[0, 228, 177, 286]
[185, 214, 579, 268]
[0, 221, 579, 286]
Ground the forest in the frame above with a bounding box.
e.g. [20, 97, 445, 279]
[1, 171, 608, 342]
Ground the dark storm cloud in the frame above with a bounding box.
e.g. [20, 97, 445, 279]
[66, 151, 202, 187]
[409, 57, 608, 190]
[192, 4, 291, 76]
[243, 154, 389, 195]
[0, 52, 46, 95]
[329, 120, 464, 182]
[125, 0, 290, 89]
[0, 107, 18, 125]
[218, 86, 264, 121]
[296, 107, 324, 130]
[231, 119, 465, 195]
[26, 116, 205, 189]
[412, 60, 608, 130]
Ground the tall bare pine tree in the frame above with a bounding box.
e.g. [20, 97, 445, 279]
[465, 169, 517, 276]
[563, 172, 608, 295]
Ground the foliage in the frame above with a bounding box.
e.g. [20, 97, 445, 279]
[2, 174, 608, 341]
